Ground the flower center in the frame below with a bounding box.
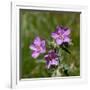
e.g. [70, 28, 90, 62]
[58, 33, 64, 40]
[36, 45, 42, 51]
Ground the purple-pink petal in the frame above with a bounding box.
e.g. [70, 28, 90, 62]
[50, 59, 58, 65]
[56, 38, 63, 45]
[40, 48, 46, 53]
[34, 37, 41, 46]
[40, 40, 46, 53]
[29, 44, 37, 51]
[63, 29, 71, 36]
[64, 37, 71, 43]
[57, 29, 64, 35]
[32, 51, 40, 58]
[46, 59, 58, 69]
[51, 32, 59, 39]
[56, 25, 62, 32]
[41, 40, 45, 47]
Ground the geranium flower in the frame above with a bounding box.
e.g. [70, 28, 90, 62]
[29, 37, 46, 58]
[44, 50, 59, 69]
[51, 26, 71, 45]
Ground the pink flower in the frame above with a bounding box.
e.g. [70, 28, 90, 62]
[44, 50, 59, 69]
[29, 37, 46, 58]
[51, 26, 71, 45]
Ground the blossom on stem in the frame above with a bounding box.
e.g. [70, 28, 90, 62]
[51, 26, 71, 45]
[44, 50, 59, 69]
[29, 37, 46, 58]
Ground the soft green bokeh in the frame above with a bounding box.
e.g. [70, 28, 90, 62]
[20, 9, 80, 78]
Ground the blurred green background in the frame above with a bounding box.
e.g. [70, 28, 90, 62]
[20, 9, 80, 78]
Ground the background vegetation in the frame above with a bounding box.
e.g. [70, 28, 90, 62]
[20, 9, 80, 78]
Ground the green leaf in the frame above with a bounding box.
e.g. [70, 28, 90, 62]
[61, 46, 71, 54]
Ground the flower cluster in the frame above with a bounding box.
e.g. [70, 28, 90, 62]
[29, 25, 71, 69]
